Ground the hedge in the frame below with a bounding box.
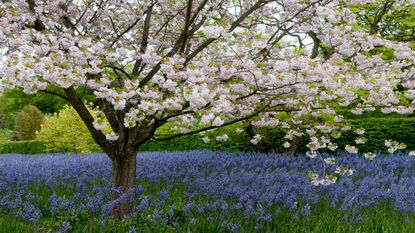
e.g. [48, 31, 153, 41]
[337, 117, 415, 153]
[0, 117, 414, 154]
[140, 134, 255, 152]
[283, 117, 415, 154]
[142, 117, 415, 154]
[0, 140, 46, 154]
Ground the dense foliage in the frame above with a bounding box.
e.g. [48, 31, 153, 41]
[14, 106, 44, 140]
[0, 141, 45, 154]
[2, 89, 66, 114]
[141, 135, 254, 152]
[0, 89, 65, 130]
[36, 105, 101, 153]
[337, 117, 415, 153]
[0, 87, 98, 131]
[1, 152, 415, 232]
[144, 117, 415, 154]
[0, 129, 14, 141]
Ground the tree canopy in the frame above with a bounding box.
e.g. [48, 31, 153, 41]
[1, 0, 414, 218]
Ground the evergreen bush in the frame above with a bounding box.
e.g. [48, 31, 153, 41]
[14, 105, 44, 140]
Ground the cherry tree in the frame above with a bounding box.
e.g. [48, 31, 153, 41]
[1, 0, 414, 218]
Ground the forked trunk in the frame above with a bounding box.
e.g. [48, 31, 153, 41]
[111, 153, 137, 220]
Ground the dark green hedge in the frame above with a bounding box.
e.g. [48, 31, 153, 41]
[140, 134, 255, 152]
[142, 117, 415, 154]
[0, 140, 46, 154]
[282, 117, 415, 154]
[337, 117, 415, 153]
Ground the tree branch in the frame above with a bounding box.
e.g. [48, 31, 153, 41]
[64, 86, 115, 157]
[308, 31, 320, 59]
[139, 0, 268, 88]
[39, 90, 69, 101]
[132, 4, 154, 75]
[180, 0, 193, 53]
[189, 0, 209, 26]
[184, 0, 267, 64]
[110, 2, 157, 47]
[97, 99, 120, 133]
[153, 102, 271, 141]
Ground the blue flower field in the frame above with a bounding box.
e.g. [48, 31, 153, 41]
[1, 151, 415, 232]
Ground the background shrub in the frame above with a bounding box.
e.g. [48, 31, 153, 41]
[0, 129, 14, 141]
[336, 117, 415, 153]
[265, 117, 415, 154]
[0, 93, 22, 129]
[141, 134, 254, 152]
[0, 87, 99, 130]
[14, 105, 44, 140]
[145, 117, 415, 154]
[0, 140, 45, 154]
[141, 123, 255, 152]
[0, 115, 7, 129]
[36, 105, 102, 153]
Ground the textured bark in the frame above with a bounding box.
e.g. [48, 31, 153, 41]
[64, 87, 152, 220]
[111, 152, 137, 220]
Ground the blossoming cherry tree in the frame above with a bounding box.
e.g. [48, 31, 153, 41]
[1, 0, 414, 218]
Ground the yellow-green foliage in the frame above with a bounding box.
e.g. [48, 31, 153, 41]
[15, 105, 44, 140]
[36, 105, 102, 153]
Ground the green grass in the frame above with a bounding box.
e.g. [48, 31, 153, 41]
[1, 203, 414, 233]
[1, 179, 415, 233]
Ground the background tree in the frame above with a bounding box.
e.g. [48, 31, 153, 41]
[1, 0, 414, 219]
[14, 105, 44, 140]
[355, 0, 415, 43]
[0, 85, 97, 130]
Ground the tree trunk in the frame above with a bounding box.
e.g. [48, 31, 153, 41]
[111, 153, 137, 220]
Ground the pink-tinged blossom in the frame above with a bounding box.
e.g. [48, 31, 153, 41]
[202, 26, 227, 39]
[202, 137, 210, 143]
[306, 151, 317, 159]
[250, 135, 262, 145]
[93, 121, 107, 131]
[106, 132, 119, 141]
[385, 140, 407, 154]
[212, 117, 225, 127]
[216, 134, 229, 142]
[355, 129, 365, 135]
[345, 145, 358, 154]
[355, 137, 366, 145]
[328, 143, 338, 151]
[323, 157, 336, 165]
[363, 152, 376, 161]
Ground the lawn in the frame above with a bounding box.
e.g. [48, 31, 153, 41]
[1, 151, 415, 232]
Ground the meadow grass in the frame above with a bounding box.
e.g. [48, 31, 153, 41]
[0, 179, 414, 233]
